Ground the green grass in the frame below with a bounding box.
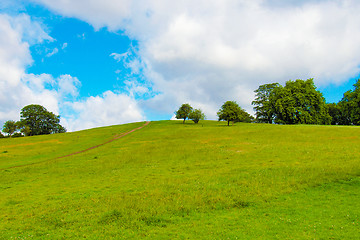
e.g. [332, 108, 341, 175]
[1, 120, 360, 239]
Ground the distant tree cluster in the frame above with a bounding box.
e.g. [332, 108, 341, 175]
[175, 104, 205, 124]
[176, 78, 360, 127]
[2, 104, 66, 137]
[175, 101, 253, 126]
[217, 101, 253, 126]
[252, 78, 360, 125]
[252, 79, 331, 124]
[331, 79, 360, 125]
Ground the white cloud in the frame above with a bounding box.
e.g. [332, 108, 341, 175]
[0, 14, 59, 125]
[62, 91, 145, 131]
[57, 74, 81, 99]
[110, 52, 128, 62]
[46, 47, 58, 57]
[9, 13, 54, 44]
[33, 0, 360, 119]
[0, 12, 145, 132]
[62, 42, 68, 49]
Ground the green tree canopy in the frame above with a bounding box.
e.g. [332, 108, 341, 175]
[2, 120, 17, 137]
[20, 104, 66, 136]
[252, 83, 279, 123]
[338, 79, 360, 125]
[189, 109, 206, 124]
[253, 78, 331, 124]
[327, 103, 344, 125]
[217, 101, 251, 126]
[16, 121, 31, 136]
[262, 79, 331, 125]
[175, 103, 193, 123]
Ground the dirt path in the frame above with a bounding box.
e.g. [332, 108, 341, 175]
[1, 121, 150, 171]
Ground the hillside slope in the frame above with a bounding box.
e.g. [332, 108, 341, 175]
[1, 121, 360, 239]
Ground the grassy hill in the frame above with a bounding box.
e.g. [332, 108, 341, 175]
[1, 120, 359, 239]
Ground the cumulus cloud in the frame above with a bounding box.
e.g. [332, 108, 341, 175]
[62, 91, 145, 131]
[0, 13, 58, 124]
[56, 74, 81, 99]
[33, 0, 360, 118]
[0, 13, 144, 132]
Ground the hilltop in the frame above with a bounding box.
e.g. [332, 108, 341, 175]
[1, 120, 359, 239]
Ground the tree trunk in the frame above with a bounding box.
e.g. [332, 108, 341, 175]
[183, 118, 185, 124]
[227, 120, 230, 126]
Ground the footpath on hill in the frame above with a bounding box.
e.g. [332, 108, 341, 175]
[1, 121, 151, 171]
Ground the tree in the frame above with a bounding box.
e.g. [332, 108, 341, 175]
[270, 79, 331, 125]
[0, 132, 5, 138]
[338, 79, 360, 125]
[20, 104, 66, 136]
[16, 121, 31, 136]
[175, 103, 193, 124]
[189, 109, 206, 124]
[327, 103, 343, 125]
[252, 83, 279, 123]
[217, 101, 251, 126]
[2, 120, 17, 137]
[235, 109, 254, 123]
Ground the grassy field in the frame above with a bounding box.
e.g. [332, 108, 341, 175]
[1, 120, 359, 239]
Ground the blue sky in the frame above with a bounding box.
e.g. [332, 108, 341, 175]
[28, 18, 131, 97]
[1, 0, 360, 131]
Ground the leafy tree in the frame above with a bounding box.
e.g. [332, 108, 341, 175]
[338, 79, 360, 125]
[252, 83, 279, 123]
[0, 132, 5, 138]
[235, 109, 254, 123]
[217, 101, 251, 126]
[2, 120, 17, 137]
[327, 103, 343, 125]
[189, 109, 206, 124]
[53, 124, 67, 134]
[16, 121, 31, 136]
[175, 103, 193, 124]
[20, 104, 66, 136]
[270, 79, 331, 125]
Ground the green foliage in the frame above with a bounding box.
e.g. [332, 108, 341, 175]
[189, 109, 205, 124]
[252, 83, 280, 123]
[12, 132, 24, 138]
[1, 121, 360, 239]
[2, 120, 17, 137]
[236, 108, 254, 123]
[327, 103, 343, 125]
[338, 79, 360, 125]
[0, 132, 4, 138]
[16, 121, 31, 136]
[175, 103, 193, 123]
[20, 104, 66, 136]
[268, 79, 331, 124]
[217, 101, 252, 125]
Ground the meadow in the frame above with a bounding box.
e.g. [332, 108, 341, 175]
[0, 120, 359, 239]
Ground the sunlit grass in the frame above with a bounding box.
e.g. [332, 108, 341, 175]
[1, 120, 359, 239]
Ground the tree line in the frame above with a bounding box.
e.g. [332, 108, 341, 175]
[1, 104, 66, 138]
[252, 78, 360, 125]
[2, 78, 360, 137]
[175, 101, 253, 125]
[176, 78, 360, 126]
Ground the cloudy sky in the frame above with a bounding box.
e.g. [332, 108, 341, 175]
[1, 0, 360, 131]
